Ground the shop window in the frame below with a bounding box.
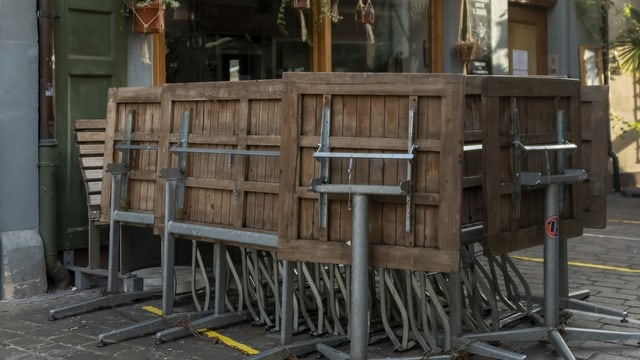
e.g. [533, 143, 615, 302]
[162, 0, 434, 83]
[164, 0, 311, 83]
[332, 0, 432, 73]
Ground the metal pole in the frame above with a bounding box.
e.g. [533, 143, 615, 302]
[214, 243, 227, 315]
[162, 179, 177, 315]
[107, 173, 122, 293]
[557, 111, 569, 305]
[544, 183, 559, 328]
[449, 272, 463, 341]
[350, 194, 369, 360]
[280, 260, 294, 345]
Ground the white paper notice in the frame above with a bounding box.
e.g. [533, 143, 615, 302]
[512, 49, 528, 76]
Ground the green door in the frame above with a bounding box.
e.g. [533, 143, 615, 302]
[55, 0, 127, 250]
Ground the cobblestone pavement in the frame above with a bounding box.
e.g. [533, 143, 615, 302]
[2, 193, 640, 359]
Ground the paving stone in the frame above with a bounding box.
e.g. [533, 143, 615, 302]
[5, 335, 53, 350]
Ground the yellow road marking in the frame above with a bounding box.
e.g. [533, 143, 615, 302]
[141, 306, 259, 355]
[608, 217, 640, 225]
[142, 305, 163, 315]
[512, 255, 640, 273]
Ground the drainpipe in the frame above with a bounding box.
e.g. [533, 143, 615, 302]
[601, 0, 621, 192]
[38, 0, 70, 288]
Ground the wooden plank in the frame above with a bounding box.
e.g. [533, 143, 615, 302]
[482, 76, 581, 97]
[75, 119, 107, 130]
[81, 157, 103, 168]
[84, 169, 102, 180]
[438, 85, 463, 252]
[87, 181, 102, 193]
[78, 144, 105, 155]
[278, 80, 303, 247]
[581, 86, 608, 229]
[89, 194, 101, 206]
[75, 132, 104, 143]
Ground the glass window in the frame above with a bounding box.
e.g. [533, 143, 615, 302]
[164, 0, 311, 83]
[162, 0, 433, 83]
[332, 0, 432, 73]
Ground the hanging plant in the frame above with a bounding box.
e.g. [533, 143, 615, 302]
[355, 0, 375, 44]
[454, 0, 478, 70]
[355, 0, 374, 24]
[291, 0, 311, 9]
[130, 0, 180, 34]
[277, 0, 340, 43]
[127, 0, 180, 64]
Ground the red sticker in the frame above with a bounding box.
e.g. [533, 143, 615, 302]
[545, 215, 559, 239]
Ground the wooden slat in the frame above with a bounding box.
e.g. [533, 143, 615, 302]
[87, 181, 102, 193]
[75, 119, 107, 130]
[84, 169, 102, 180]
[76, 132, 106, 142]
[89, 194, 101, 206]
[81, 157, 103, 168]
[78, 144, 105, 155]
[581, 86, 608, 229]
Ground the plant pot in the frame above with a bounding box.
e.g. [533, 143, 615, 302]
[291, 0, 310, 9]
[455, 40, 478, 63]
[355, 6, 374, 24]
[133, 1, 166, 34]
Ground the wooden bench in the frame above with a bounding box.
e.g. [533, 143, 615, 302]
[70, 119, 109, 288]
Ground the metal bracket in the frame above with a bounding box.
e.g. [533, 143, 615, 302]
[118, 111, 133, 202]
[318, 95, 332, 229]
[311, 96, 416, 233]
[405, 96, 417, 232]
[512, 105, 587, 222]
[176, 111, 190, 209]
[512, 100, 522, 226]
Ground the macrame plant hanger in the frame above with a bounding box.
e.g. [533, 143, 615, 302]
[454, 0, 477, 73]
[132, 4, 164, 64]
[356, 0, 375, 44]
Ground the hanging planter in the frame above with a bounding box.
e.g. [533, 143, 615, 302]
[291, 0, 311, 9]
[355, 0, 375, 44]
[132, 1, 166, 34]
[130, 0, 180, 34]
[355, 0, 374, 24]
[454, 0, 478, 68]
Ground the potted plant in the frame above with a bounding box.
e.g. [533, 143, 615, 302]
[130, 0, 180, 34]
[454, 0, 478, 72]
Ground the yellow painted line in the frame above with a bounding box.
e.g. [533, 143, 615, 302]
[199, 328, 260, 355]
[512, 255, 640, 273]
[608, 217, 640, 225]
[142, 305, 163, 315]
[141, 306, 259, 355]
